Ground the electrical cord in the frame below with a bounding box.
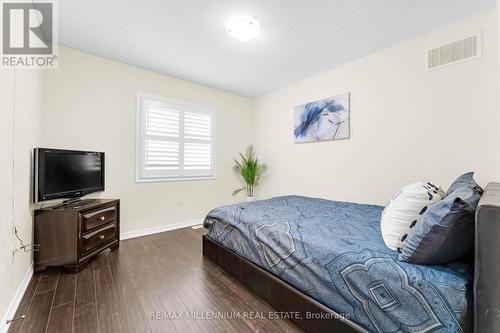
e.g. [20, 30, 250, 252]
[13, 226, 38, 252]
[14, 226, 27, 250]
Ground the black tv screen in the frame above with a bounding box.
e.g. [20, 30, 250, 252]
[35, 148, 105, 202]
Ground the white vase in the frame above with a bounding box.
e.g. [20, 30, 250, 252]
[246, 195, 255, 202]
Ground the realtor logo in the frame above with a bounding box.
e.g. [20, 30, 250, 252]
[1, 1, 57, 68]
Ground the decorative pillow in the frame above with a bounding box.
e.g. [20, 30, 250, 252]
[381, 181, 445, 252]
[447, 172, 484, 208]
[399, 172, 483, 264]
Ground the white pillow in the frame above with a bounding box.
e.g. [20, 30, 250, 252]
[381, 181, 445, 251]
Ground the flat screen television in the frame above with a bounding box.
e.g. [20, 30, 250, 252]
[34, 148, 105, 203]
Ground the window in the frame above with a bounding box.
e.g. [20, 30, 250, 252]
[136, 93, 216, 181]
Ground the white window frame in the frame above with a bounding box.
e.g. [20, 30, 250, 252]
[136, 92, 216, 182]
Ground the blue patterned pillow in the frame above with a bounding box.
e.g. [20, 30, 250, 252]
[399, 173, 483, 265]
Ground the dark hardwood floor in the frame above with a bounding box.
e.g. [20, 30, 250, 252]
[7, 227, 301, 333]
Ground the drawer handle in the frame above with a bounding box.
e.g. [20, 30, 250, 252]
[99, 216, 105, 221]
[99, 235, 105, 240]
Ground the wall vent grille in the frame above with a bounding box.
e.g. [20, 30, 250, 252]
[426, 33, 481, 70]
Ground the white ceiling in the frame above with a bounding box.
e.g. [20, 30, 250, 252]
[58, 0, 495, 97]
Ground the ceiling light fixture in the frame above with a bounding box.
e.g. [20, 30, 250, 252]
[226, 16, 260, 42]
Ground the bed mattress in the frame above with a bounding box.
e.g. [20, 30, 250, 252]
[203, 196, 472, 333]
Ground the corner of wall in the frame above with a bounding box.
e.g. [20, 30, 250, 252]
[0, 68, 45, 330]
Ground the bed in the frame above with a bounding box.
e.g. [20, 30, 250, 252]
[202, 183, 500, 333]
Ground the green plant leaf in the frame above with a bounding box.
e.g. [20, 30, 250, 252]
[232, 146, 266, 195]
[232, 188, 245, 196]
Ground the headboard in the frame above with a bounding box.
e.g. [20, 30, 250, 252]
[475, 182, 500, 333]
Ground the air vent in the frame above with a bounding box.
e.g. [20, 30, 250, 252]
[426, 33, 481, 70]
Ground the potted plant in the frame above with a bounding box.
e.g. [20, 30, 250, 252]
[232, 146, 267, 201]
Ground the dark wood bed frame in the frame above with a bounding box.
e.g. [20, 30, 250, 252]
[202, 183, 500, 333]
[203, 234, 368, 332]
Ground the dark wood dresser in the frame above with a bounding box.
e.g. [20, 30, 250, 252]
[34, 199, 120, 273]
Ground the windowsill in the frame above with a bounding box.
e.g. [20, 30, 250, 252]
[135, 176, 216, 183]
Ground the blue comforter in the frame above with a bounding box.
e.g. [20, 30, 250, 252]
[203, 196, 472, 333]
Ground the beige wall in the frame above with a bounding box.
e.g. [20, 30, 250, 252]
[0, 69, 44, 329]
[42, 46, 253, 233]
[252, 9, 499, 205]
[0, 69, 15, 331]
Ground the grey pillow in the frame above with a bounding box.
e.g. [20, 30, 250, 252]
[399, 172, 483, 265]
[446, 172, 483, 208]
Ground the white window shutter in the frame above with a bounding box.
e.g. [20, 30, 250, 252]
[145, 102, 180, 138]
[144, 101, 180, 172]
[184, 112, 211, 140]
[137, 93, 215, 181]
[183, 111, 212, 172]
[145, 140, 179, 171]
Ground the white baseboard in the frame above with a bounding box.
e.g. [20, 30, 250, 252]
[120, 219, 203, 240]
[1, 263, 34, 333]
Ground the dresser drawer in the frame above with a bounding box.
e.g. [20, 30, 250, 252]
[82, 222, 117, 253]
[81, 204, 117, 233]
